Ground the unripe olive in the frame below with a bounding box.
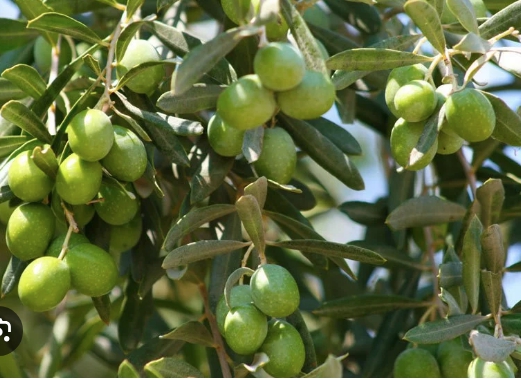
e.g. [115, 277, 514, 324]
[216, 285, 253, 335]
[254, 42, 305, 91]
[390, 118, 438, 171]
[67, 109, 114, 162]
[393, 348, 441, 377]
[253, 127, 296, 185]
[6, 203, 55, 261]
[8, 150, 54, 202]
[259, 319, 305, 378]
[468, 357, 515, 378]
[436, 338, 473, 378]
[265, 15, 289, 41]
[385, 64, 428, 117]
[207, 114, 245, 157]
[101, 125, 147, 182]
[224, 304, 268, 355]
[445, 88, 496, 142]
[117, 39, 164, 95]
[56, 153, 103, 205]
[437, 130, 464, 155]
[276, 70, 336, 120]
[46, 232, 90, 257]
[94, 182, 139, 226]
[250, 264, 300, 318]
[109, 212, 143, 254]
[394, 79, 437, 122]
[18, 256, 71, 312]
[217, 74, 277, 131]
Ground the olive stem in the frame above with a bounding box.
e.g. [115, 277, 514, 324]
[57, 223, 75, 261]
[241, 244, 256, 269]
[46, 36, 63, 136]
[422, 226, 445, 317]
[457, 149, 477, 200]
[412, 36, 427, 55]
[198, 283, 232, 378]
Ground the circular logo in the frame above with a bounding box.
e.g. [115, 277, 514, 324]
[0, 306, 23, 356]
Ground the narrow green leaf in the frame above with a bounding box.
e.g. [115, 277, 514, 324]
[447, 0, 479, 34]
[409, 108, 441, 168]
[280, 0, 327, 74]
[111, 106, 151, 142]
[403, 314, 489, 344]
[469, 331, 516, 362]
[386, 195, 466, 230]
[173, 26, 259, 95]
[0, 78, 26, 103]
[338, 201, 387, 226]
[439, 288, 464, 316]
[13, 0, 55, 44]
[404, 0, 446, 53]
[268, 239, 385, 265]
[1, 256, 27, 297]
[118, 360, 140, 378]
[0, 18, 39, 54]
[279, 114, 364, 190]
[479, 1, 521, 39]
[145, 357, 204, 378]
[157, 113, 204, 136]
[115, 20, 147, 63]
[324, 0, 381, 34]
[127, 337, 184, 372]
[349, 241, 430, 271]
[92, 294, 111, 325]
[327, 48, 432, 71]
[160, 321, 215, 347]
[481, 91, 521, 146]
[481, 270, 502, 317]
[235, 195, 265, 255]
[126, 0, 145, 19]
[31, 145, 58, 179]
[453, 32, 491, 54]
[287, 309, 318, 373]
[1, 101, 52, 143]
[162, 240, 251, 268]
[0, 136, 32, 159]
[115, 60, 172, 92]
[307, 118, 362, 156]
[476, 178, 505, 229]
[156, 84, 225, 114]
[439, 262, 463, 288]
[162, 204, 237, 252]
[314, 294, 424, 319]
[244, 177, 268, 210]
[190, 148, 234, 204]
[462, 215, 483, 313]
[481, 224, 505, 274]
[27, 13, 104, 45]
[2, 64, 47, 99]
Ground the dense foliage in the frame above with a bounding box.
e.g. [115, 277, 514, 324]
[1, 0, 521, 377]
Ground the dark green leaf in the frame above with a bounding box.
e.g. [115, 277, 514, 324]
[173, 26, 259, 95]
[439, 288, 465, 316]
[1, 100, 52, 143]
[0, 136, 32, 159]
[92, 294, 111, 325]
[162, 240, 251, 268]
[2, 64, 47, 99]
[27, 13, 105, 45]
[118, 360, 140, 378]
[287, 309, 318, 373]
[481, 269, 502, 317]
[479, 1, 521, 39]
[13, 0, 55, 44]
[404, 0, 446, 53]
[279, 114, 364, 190]
[349, 241, 429, 271]
[481, 224, 505, 273]
[0, 78, 26, 104]
[409, 109, 441, 168]
[1, 256, 27, 297]
[307, 118, 362, 156]
[403, 314, 489, 344]
[235, 195, 265, 255]
[156, 84, 225, 114]
[111, 106, 152, 142]
[127, 0, 145, 19]
[476, 178, 505, 228]
[115, 20, 147, 63]
[160, 321, 214, 347]
[447, 0, 479, 34]
[0, 18, 39, 54]
[144, 357, 204, 378]
[157, 113, 204, 136]
[162, 204, 237, 252]
[386, 195, 466, 230]
[439, 262, 463, 288]
[324, 0, 381, 34]
[190, 149, 234, 204]
[127, 337, 184, 373]
[469, 331, 516, 362]
[268, 239, 385, 265]
[338, 201, 387, 226]
[314, 294, 424, 319]
[462, 215, 483, 313]
[327, 49, 432, 71]
[115, 60, 172, 92]
[481, 91, 521, 146]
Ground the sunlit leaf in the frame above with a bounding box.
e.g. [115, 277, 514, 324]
[162, 240, 251, 268]
[462, 215, 483, 314]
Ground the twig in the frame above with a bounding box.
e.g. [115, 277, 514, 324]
[423, 226, 445, 317]
[457, 149, 477, 200]
[57, 223, 75, 261]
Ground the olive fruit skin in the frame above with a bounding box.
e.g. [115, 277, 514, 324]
[276, 71, 336, 120]
[468, 357, 515, 378]
[101, 125, 147, 182]
[437, 130, 464, 155]
[52, 243, 119, 297]
[46, 232, 90, 257]
[253, 127, 297, 185]
[56, 153, 103, 205]
[390, 118, 438, 171]
[254, 42, 305, 91]
[445, 88, 496, 142]
[207, 114, 245, 157]
[385, 64, 428, 117]
[250, 264, 300, 318]
[18, 256, 71, 312]
[436, 338, 473, 378]
[6, 203, 56, 261]
[217, 74, 277, 131]
[109, 213, 143, 254]
[216, 285, 253, 335]
[394, 80, 437, 122]
[393, 348, 441, 378]
[224, 304, 268, 355]
[259, 319, 305, 378]
[265, 15, 289, 41]
[8, 150, 54, 202]
[94, 182, 139, 226]
[117, 39, 164, 94]
[67, 109, 114, 162]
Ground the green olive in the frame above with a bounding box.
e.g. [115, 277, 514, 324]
[67, 109, 114, 162]
[55, 153, 103, 205]
[254, 42, 305, 91]
[207, 114, 245, 157]
[94, 182, 139, 226]
[224, 304, 268, 355]
[8, 150, 54, 202]
[216, 285, 253, 335]
[393, 348, 441, 377]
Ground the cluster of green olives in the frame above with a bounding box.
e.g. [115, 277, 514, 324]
[209, 41, 335, 184]
[4, 108, 148, 312]
[386, 64, 496, 171]
[393, 339, 517, 378]
[216, 264, 305, 377]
